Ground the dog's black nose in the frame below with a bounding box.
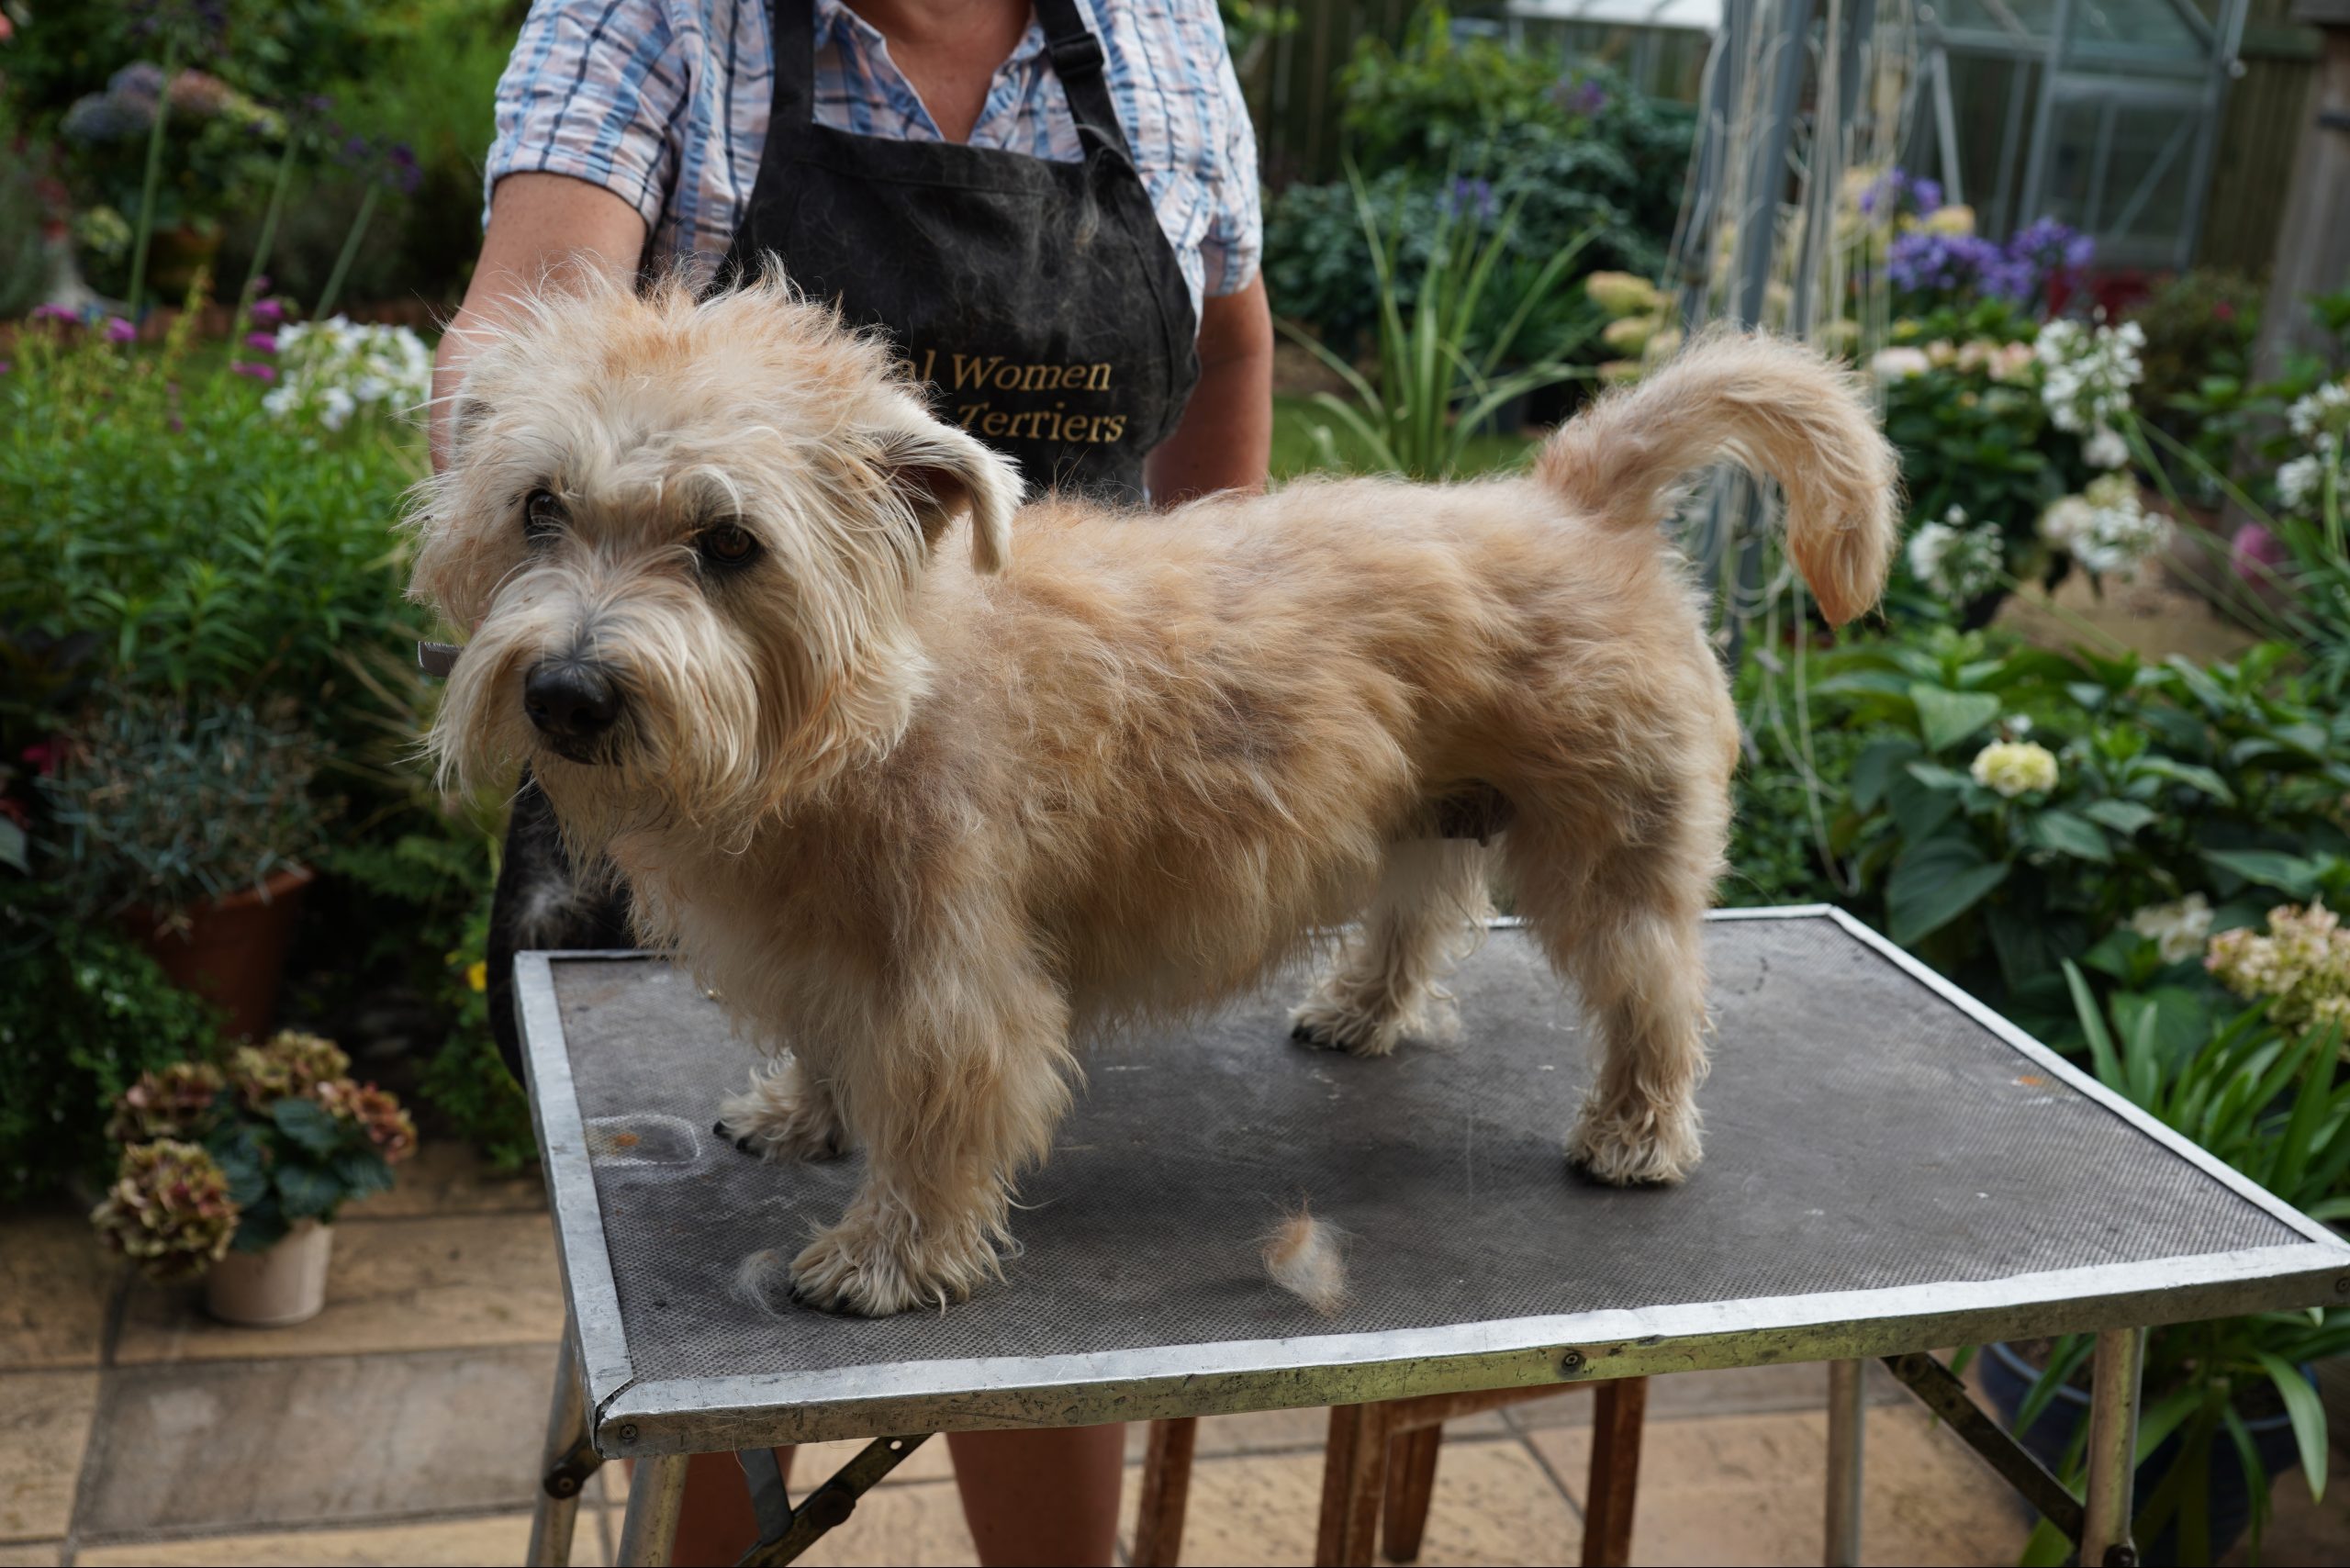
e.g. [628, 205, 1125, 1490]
[523, 659, 622, 741]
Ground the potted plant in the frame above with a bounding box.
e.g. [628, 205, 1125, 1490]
[1976, 955, 2345, 1566]
[39, 692, 334, 1039]
[90, 1030, 416, 1326]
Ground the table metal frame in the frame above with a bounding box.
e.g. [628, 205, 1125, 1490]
[514, 905, 2350, 1566]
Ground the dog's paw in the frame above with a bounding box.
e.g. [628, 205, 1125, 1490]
[787, 1214, 999, 1317]
[1288, 992, 1454, 1058]
[1565, 1102, 1702, 1187]
[715, 1062, 849, 1162]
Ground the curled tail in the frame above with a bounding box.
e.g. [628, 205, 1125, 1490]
[1536, 330, 1900, 624]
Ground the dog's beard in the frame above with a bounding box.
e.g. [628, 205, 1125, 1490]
[431, 556, 929, 859]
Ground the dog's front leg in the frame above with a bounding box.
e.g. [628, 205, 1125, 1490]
[789, 963, 1076, 1316]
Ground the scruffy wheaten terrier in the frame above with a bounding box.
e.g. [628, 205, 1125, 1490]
[413, 274, 1897, 1316]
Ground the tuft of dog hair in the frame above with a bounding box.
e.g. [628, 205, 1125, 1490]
[409, 268, 1898, 1316]
[1261, 1205, 1349, 1316]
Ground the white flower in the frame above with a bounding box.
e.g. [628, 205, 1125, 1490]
[2038, 475, 2172, 576]
[1905, 505, 2007, 600]
[2081, 424, 2131, 470]
[1972, 740, 2060, 798]
[263, 318, 432, 428]
[2287, 380, 2350, 443]
[1871, 346, 1931, 380]
[2277, 454, 2327, 512]
[2128, 894, 2214, 966]
[2034, 319, 2143, 442]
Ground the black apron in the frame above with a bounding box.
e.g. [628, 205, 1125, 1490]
[488, 0, 1202, 1078]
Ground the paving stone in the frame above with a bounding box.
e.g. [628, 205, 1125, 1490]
[1504, 1361, 1908, 1431]
[77, 1344, 555, 1536]
[1118, 1405, 1508, 1464]
[1529, 1404, 2030, 1566]
[2221, 1455, 2350, 1567]
[114, 1214, 563, 1363]
[0, 1371, 98, 1542]
[0, 1544, 62, 1565]
[790, 1479, 977, 1567]
[1117, 1437, 1577, 1567]
[0, 1212, 119, 1372]
[74, 1509, 610, 1566]
[348, 1143, 545, 1220]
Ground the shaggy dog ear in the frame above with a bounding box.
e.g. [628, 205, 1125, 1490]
[877, 411, 1022, 575]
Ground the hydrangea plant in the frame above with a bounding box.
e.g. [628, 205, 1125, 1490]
[90, 1030, 417, 1276]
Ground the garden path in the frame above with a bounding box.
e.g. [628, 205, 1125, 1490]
[4, 1144, 2343, 1565]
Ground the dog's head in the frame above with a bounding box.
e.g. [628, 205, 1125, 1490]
[409, 272, 1021, 845]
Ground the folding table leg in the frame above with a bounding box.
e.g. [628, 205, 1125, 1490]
[528, 1321, 597, 1567]
[1580, 1377, 1648, 1568]
[1823, 1359, 1865, 1568]
[2081, 1328, 2145, 1568]
[1315, 1404, 1393, 1567]
[1381, 1423, 1444, 1562]
[615, 1451, 691, 1566]
[1132, 1417, 1198, 1566]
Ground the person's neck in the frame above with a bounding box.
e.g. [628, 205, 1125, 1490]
[844, 0, 1031, 49]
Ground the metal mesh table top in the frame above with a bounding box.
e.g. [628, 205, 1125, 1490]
[518, 908, 2347, 1450]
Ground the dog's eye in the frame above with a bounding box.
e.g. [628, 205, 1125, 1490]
[697, 523, 760, 570]
[523, 488, 565, 543]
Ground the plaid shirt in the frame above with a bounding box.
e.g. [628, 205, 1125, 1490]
[487, 0, 1261, 320]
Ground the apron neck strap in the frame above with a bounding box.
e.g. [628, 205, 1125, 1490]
[1031, 0, 1133, 162]
[768, 1, 818, 128]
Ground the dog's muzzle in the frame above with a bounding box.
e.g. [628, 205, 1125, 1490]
[523, 657, 625, 761]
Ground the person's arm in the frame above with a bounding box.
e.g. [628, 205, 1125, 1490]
[430, 173, 648, 471]
[1145, 274, 1274, 505]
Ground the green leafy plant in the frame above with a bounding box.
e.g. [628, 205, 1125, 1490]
[0, 300, 429, 754]
[39, 692, 333, 922]
[1280, 162, 1595, 480]
[92, 1029, 416, 1268]
[0, 884, 221, 1204]
[1815, 633, 2350, 1030]
[2005, 976, 2346, 1565]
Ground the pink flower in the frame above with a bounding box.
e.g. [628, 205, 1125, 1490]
[230, 361, 276, 383]
[106, 318, 137, 344]
[30, 303, 77, 324]
[2230, 522, 2289, 580]
[244, 331, 278, 354]
[251, 298, 285, 327]
[0, 362, 10, 376]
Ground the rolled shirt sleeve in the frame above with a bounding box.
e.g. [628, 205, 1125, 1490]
[484, 0, 687, 233]
[1197, 36, 1261, 298]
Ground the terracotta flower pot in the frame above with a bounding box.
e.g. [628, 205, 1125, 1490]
[130, 865, 315, 1040]
[206, 1220, 333, 1327]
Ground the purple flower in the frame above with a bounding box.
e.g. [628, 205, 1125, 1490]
[230, 361, 276, 383]
[106, 318, 138, 344]
[1561, 77, 1609, 118]
[1447, 175, 1496, 225]
[386, 142, 422, 196]
[1998, 216, 2094, 301]
[1860, 169, 1942, 221]
[1886, 230, 2000, 296]
[341, 134, 373, 166]
[0, 362, 11, 376]
[29, 303, 79, 324]
[244, 330, 278, 354]
[251, 297, 285, 326]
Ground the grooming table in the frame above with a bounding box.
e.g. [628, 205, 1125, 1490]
[515, 906, 2350, 1567]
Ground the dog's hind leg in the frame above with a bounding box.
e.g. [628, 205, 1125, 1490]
[1291, 837, 1491, 1057]
[716, 1054, 849, 1160]
[788, 950, 1077, 1316]
[1506, 805, 1719, 1186]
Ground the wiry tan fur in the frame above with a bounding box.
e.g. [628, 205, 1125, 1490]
[411, 273, 1897, 1316]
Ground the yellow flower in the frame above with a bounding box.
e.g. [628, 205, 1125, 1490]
[466, 960, 488, 992]
[1922, 204, 1976, 236]
[1970, 741, 2060, 798]
[1601, 315, 1655, 353]
[1584, 272, 1664, 319]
